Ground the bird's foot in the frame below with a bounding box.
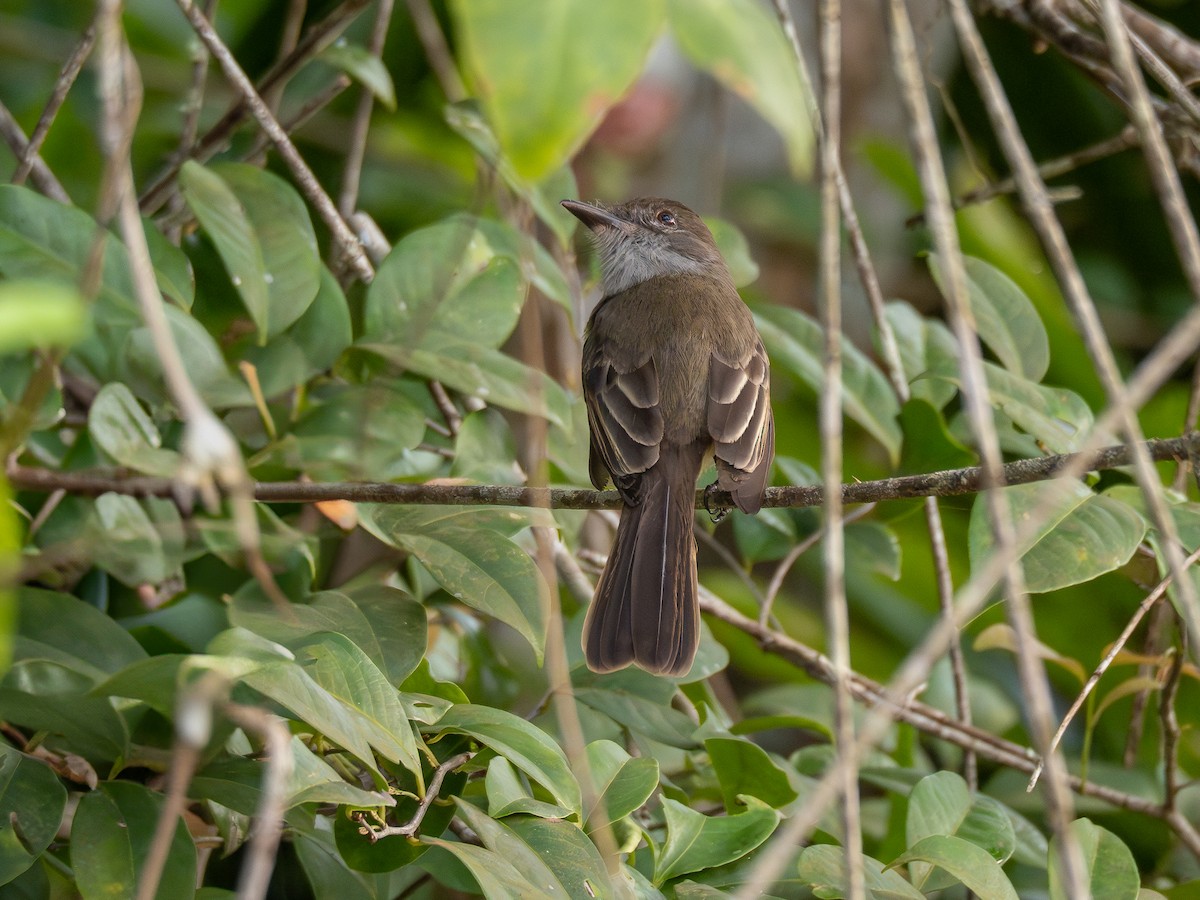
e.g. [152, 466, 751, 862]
[703, 482, 729, 523]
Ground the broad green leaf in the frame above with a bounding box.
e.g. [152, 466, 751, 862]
[905, 772, 1015, 891]
[584, 739, 659, 830]
[452, 409, 524, 485]
[444, 105, 579, 251]
[574, 687, 697, 748]
[928, 254, 1050, 382]
[968, 481, 1145, 594]
[209, 162, 321, 340]
[932, 360, 1092, 454]
[319, 41, 396, 109]
[346, 585, 429, 686]
[296, 632, 423, 780]
[89, 493, 173, 587]
[437, 704, 581, 812]
[0, 476, 12, 674]
[485, 755, 571, 818]
[88, 383, 181, 477]
[755, 305, 902, 464]
[705, 737, 797, 811]
[796, 844, 925, 899]
[0, 280, 85, 353]
[359, 505, 549, 662]
[72, 781, 196, 900]
[884, 301, 958, 410]
[451, 0, 664, 180]
[243, 264, 352, 399]
[141, 215, 194, 309]
[0, 744, 66, 884]
[475, 216, 573, 308]
[898, 398, 974, 475]
[229, 588, 385, 662]
[14, 587, 146, 679]
[654, 796, 779, 884]
[290, 380, 427, 480]
[286, 735, 397, 808]
[123, 305, 251, 408]
[889, 834, 1019, 900]
[669, 0, 813, 175]
[0, 674, 129, 761]
[1048, 819, 1140, 900]
[179, 161, 270, 339]
[421, 838, 537, 899]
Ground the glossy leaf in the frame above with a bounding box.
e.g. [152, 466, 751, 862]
[796, 844, 924, 899]
[889, 834, 1019, 900]
[669, 0, 813, 174]
[755, 305, 902, 464]
[485, 756, 571, 819]
[320, 42, 396, 109]
[437, 704, 581, 812]
[0, 745, 66, 884]
[1049, 819, 1140, 900]
[14, 587, 147, 679]
[905, 771, 1015, 891]
[72, 781, 197, 900]
[584, 739, 659, 830]
[123, 305, 250, 408]
[421, 838, 535, 898]
[884, 301, 958, 410]
[655, 796, 779, 884]
[359, 505, 549, 662]
[88, 383, 180, 477]
[705, 737, 798, 811]
[451, 0, 664, 180]
[89, 493, 174, 587]
[929, 254, 1050, 382]
[968, 481, 1145, 594]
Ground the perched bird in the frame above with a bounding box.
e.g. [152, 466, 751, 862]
[562, 198, 775, 675]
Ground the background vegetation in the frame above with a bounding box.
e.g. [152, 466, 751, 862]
[1, 0, 1199, 897]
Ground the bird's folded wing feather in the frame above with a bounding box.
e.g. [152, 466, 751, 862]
[583, 355, 664, 493]
[707, 338, 771, 473]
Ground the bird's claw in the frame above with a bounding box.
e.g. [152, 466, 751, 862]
[703, 482, 728, 523]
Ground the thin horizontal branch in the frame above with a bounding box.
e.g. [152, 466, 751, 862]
[7, 434, 1193, 509]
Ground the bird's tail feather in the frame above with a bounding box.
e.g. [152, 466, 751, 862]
[584, 447, 701, 675]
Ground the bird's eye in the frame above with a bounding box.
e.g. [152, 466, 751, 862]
[657, 210, 677, 227]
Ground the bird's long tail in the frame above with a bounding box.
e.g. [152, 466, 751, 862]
[583, 444, 704, 675]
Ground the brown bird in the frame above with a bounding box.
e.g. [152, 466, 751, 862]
[562, 198, 775, 675]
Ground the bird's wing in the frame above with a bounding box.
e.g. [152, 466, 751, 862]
[583, 351, 664, 500]
[707, 337, 773, 511]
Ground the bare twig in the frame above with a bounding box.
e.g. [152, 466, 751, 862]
[8, 434, 1195, 507]
[12, 21, 96, 186]
[359, 751, 474, 841]
[173, 0, 373, 283]
[223, 703, 293, 900]
[1027, 544, 1200, 790]
[404, 0, 466, 102]
[0, 100, 70, 203]
[338, 0, 395, 217]
[1160, 643, 1185, 811]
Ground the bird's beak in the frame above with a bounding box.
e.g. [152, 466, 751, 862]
[560, 199, 635, 234]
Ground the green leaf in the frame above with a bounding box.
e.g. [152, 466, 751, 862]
[451, 0, 665, 180]
[654, 796, 779, 884]
[89, 493, 174, 587]
[141, 214, 194, 309]
[884, 301, 958, 410]
[123, 305, 251, 408]
[485, 756, 572, 819]
[890, 835, 1019, 900]
[0, 673, 129, 761]
[705, 737, 798, 811]
[72, 781, 197, 900]
[296, 632, 423, 780]
[244, 264, 352, 398]
[14, 587, 147, 679]
[359, 505, 550, 663]
[898, 398, 974, 475]
[905, 772, 1015, 891]
[928, 254, 1050, 382]
[796, 844, 925, 899]
[88, 383, 181, 477]
[845, 522, 902, 581]
[0, 280, 86, 354]
[421, 838, 537, 899]
[319, 41, 396, 109]
[669, 0, 813, 174]
[755, 305, 902, 464]
[437, 704, 581, 812]
[0, 476, 13, 674]
[1048, 819, 1140, 900]
[968, 481, 1145, 594]
[584, 739, 659, 830]
[209, 162, 321, 340]
[574, 686, 698, 748]
[0, 744, 66, 884]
